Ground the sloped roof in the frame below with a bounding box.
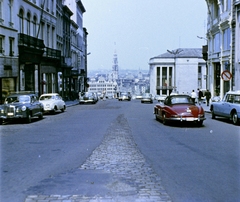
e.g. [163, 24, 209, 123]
[151, 48, 202, 59]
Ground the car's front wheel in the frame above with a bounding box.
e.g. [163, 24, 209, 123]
[0, 118, 3, 125]
[211, 109, 216, 119]
[38, 112, 43, 119]
[26, 113, 31, 123]
[232, 111, 239, 125]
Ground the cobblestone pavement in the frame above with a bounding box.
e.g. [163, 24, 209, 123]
[25, 114, 172, 202]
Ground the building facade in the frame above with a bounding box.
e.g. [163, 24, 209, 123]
[0, 0, 87, 103]
[149, 48, 207, 96]
[88, 76, 118, 96]
[205, 0, 240, 98]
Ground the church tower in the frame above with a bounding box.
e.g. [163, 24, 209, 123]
[112, 49, 119, 81]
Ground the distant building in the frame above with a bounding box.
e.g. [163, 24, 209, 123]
[149, 48, 207, 96]
[88, 76, 117, 95]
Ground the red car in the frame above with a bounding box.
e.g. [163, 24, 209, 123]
[153, 94, 206, 126]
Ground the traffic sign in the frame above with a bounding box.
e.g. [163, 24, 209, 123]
[221, 70, 232, 81]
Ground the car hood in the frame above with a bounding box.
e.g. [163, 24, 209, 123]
[171, 104, 201, 115]
[0, 103, 29, 108]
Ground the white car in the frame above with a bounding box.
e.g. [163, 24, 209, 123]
[39, 93, 66, 114]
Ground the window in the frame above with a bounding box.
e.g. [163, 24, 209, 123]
[198, 66, 202, 74]
[9, 37, 14, 56]
[19, 9, 24, 33]
[0, 36, 3, 53]
[169, 67, 172, 87]
[213, 33, 221, 53]
[9, 0, 13, 25]
[33, 16, 37, 37]
[213, 0, 219, 19]
[223, 28, 231, 50]
[27, 12, 31, 35]
[0, 1, 2, 19]
[162, 67, 167, 87]
[226, 0, 231, 10]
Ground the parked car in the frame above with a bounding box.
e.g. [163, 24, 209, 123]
[141, 93, 153, 103]
[79, 92, 98, 104]
[0, 93, 44, 124]
[210, 90, 240, 125]
[118, 92, 131, 101]
[154, 94, 206, 126]
[39, 93, 66, 114]
[156, 95, 167, 102]
[135, 93, 143, 99]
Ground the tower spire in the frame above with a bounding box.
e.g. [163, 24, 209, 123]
[112, 44, 119, 80]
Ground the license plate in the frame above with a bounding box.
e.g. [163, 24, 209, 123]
[186, 118, 195, 121]
[7, 112, 14, 116]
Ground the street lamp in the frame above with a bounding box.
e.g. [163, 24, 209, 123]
[167, 49, 183, 93]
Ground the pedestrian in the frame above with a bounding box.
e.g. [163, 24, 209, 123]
[205, 89, 211, 106]
[197, 88, 203, 104]
[191, 90, 197, 103]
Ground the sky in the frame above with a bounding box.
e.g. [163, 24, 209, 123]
[81, 0, 208, 71]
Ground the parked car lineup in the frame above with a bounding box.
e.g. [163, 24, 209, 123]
[0, 93, 44, 125]
[1, 91, 239, 126]
[210, 90, 240, 125]
[39, 93, 66, 114]
[154, 94, 206, 126]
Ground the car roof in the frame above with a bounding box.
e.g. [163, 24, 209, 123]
[40, 93, 60, 96]
[226, 90, 240, 95]
[8, 93, 36, 97]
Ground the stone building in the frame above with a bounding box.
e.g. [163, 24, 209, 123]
[149, 48, 207, 96]
[0, 0, 87, 103]
[205, 0, 240, 97]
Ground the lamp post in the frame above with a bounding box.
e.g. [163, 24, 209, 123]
[167, 49, 183, 93]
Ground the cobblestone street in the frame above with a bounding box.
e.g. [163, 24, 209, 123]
[25, 114, 172, 202]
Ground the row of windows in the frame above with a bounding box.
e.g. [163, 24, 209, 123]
[211, 27, 231, 53]
[212, 0, 231, 19]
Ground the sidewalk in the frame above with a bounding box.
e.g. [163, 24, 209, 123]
[199, 102, 211, 113]
[65, 99, 79, 107]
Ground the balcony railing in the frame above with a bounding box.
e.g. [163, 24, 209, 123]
[43, 47, 61, 60]
[18, 33, 45, 49]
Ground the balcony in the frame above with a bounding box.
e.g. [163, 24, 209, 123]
[18, 33, 45, 49]
[43, 47, 61, 60]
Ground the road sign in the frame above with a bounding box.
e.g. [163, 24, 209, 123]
[221, 70, 232, 81]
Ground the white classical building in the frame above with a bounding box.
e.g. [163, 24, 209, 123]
[88, 76, 117, 95]
[149, 48, 207, 96]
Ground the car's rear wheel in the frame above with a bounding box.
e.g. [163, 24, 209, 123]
[232, 111, 239, 125]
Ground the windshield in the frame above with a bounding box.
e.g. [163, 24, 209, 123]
[40, 95, 54, 100]
[5, 95, 30, 104]
[170, 96, 192, 104]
